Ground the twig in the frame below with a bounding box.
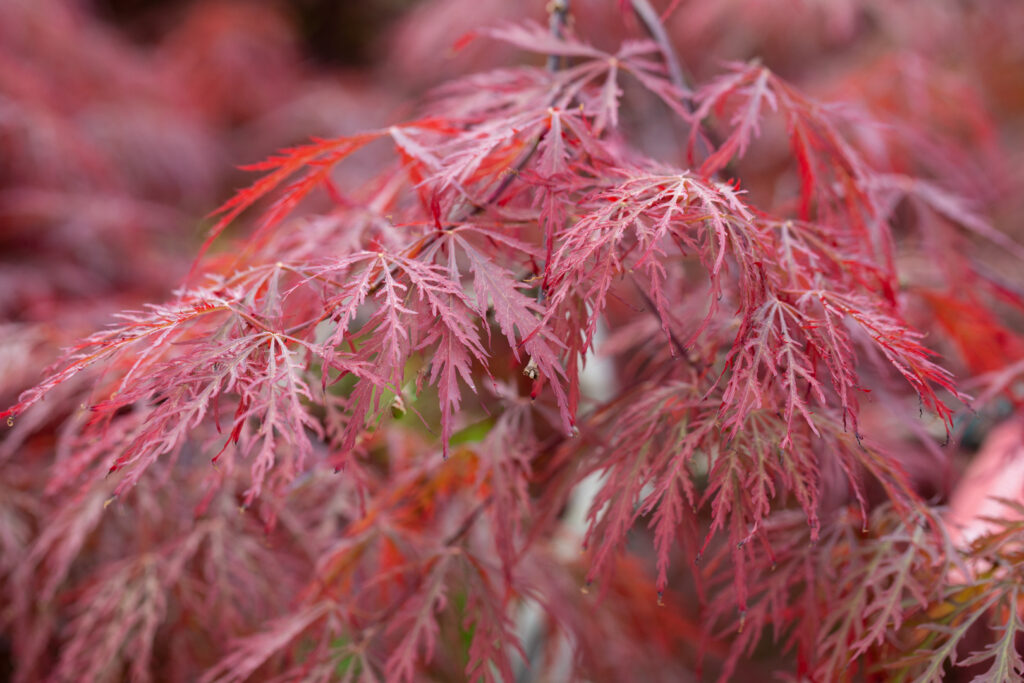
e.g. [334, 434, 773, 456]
[546, 0, 572, 71]
[630, 1, 729, 178]
[629, 0, 692, 100]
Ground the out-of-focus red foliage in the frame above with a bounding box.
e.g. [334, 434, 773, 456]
[2, 1, 1024, 682]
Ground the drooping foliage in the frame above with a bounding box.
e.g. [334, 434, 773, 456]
[3, 1, 1024, 681]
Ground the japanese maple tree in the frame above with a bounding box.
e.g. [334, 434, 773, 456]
[3, 0, 1024, 681]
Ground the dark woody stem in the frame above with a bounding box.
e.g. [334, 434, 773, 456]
[546, 0, 572, 71]
[630, 0, 724, 162]
[630, 0, 692, 100]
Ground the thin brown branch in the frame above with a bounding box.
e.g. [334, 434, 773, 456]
[630, 0, 732, 172]
[630, 0, 692, 99]
[546, 0, 572, 71]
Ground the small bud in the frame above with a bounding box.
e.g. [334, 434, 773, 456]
[5, 416, 12, 427]
[390, 393, 406, 419]
[523, 357, 539, 380]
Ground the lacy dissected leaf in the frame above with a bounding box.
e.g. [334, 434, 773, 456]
[574, 380, 708, 591]
[201, 131, 386, 265]
[445, 230, 569, 422]
[544, 170, 758, 354]
[958, 591, 1024, 683]
[9, 478, 295, 683]
[815, 523, 940, 678]
[200, 604, 338, 683]
[487, 22, 691, 124]
[485, 21, 607, 61]
[814, 289, 963, 431]
[691, 61, 880, 235]
[42, 300, 321, 498]
[384, 554, 452, 682]
[702, 507, 949, 682]
[884, 506, 1024, 682]
[690, 62, 777, 176]
[720, 297, 829, 442]
[870, 174, 1024, 264]
[399, 255, 487, 455]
